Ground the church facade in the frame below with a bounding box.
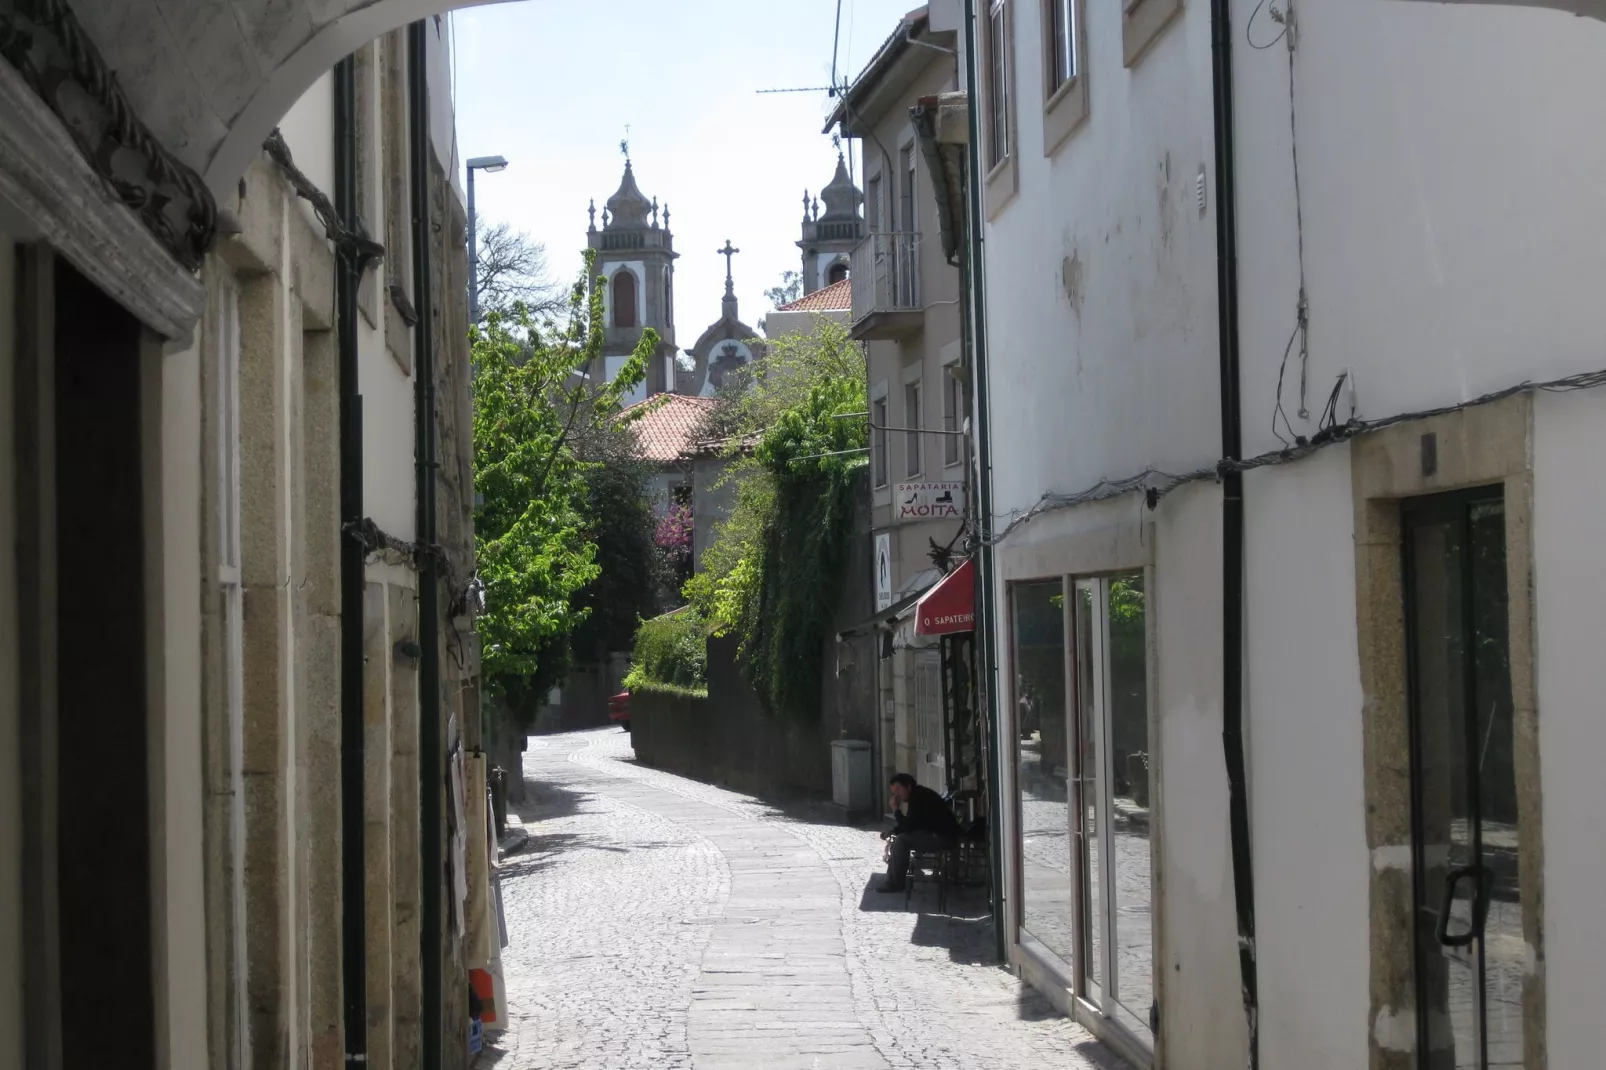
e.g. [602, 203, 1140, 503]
[586, 158, 770, 401]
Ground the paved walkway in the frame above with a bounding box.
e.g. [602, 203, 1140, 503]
[482, 727, 1126, 1070]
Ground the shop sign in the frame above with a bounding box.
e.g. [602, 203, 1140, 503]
[895, 481, 965, 521]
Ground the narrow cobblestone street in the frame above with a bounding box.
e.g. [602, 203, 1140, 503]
[481, 728, 1126, 1070]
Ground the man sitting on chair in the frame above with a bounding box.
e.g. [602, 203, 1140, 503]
[878, 773, 960, 893]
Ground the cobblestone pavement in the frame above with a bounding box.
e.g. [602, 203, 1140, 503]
[481, 728, 1127, 1070]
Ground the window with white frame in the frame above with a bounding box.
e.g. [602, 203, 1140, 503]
[904, 379, 923, 478]
[1049, 0, 1077, 92]
[987, 0, 1012, 170]
[1041, 0, 1088, 155]
[898, 145, 917, 232]
[943, 367, 964, 468]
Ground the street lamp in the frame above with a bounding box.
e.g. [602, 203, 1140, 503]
[466, 154, 509, 324]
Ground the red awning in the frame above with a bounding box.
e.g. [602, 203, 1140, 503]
[914, 559, 975, 636]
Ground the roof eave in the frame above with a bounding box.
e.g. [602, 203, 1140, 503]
[822, 10, 941, 136]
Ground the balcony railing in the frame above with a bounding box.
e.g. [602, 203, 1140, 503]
[850, 232, 922, 331]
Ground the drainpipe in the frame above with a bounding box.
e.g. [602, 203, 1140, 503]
[1210, 0, 1259, 1061]
[407, 21, 445, 1070]
[333, 55, 369, 1070]
[959, 0, 1007, 961]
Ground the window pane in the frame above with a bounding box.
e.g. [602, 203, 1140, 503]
[1409, 513, 1480, 1067]
[1075, 582, 1102, 995]
[873, 398, 889, 487]
[1469, 500, 1523, 1068]
[905, 382, 921, 476]
[1053, 0, 1079, 88]
[989, 6, 1009, 166]
[899, 147, 916, 232]
[1050, 0, 1070, 90]
[1106, 572, 1152, 1028]
[943, 373, 960, 466]
[1406, 495, 1523, 1069]
[1014, 579, 1072, 966]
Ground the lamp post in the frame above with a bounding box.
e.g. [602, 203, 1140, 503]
[466, 154, 508, 324]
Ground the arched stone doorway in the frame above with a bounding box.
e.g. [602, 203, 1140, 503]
[61, 0, 520, 195]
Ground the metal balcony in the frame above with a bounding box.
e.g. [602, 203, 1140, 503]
[849, 232, 924, 340]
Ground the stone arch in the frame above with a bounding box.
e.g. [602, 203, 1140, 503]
[205, 0, 516, 192]
[68, 0, 518, 197]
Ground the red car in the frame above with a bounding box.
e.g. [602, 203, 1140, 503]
[608, 690, 630, 732]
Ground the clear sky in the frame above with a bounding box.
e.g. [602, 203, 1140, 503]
[449, 0, 918, 342]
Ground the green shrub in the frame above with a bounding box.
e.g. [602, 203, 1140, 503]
[623, 608, 708, 695]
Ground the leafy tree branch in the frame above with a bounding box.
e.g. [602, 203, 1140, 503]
[473, 248, 657, 709]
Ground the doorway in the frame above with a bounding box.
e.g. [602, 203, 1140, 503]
[1070, 573, 1153, 1044]
[52, 259, 156, 1069]
[1008, 571, 1154, 1053]
[1403, 488, 1523, 1069]
[913, 649, 945, 791]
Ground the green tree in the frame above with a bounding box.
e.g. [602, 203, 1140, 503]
[764, 269, 804, 310]
[473, 249, 657, 715]
[567, 419, 661, 665]
[473, 219, 565, 324]
[684, 318, 867, 720]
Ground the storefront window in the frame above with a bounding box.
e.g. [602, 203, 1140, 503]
[1015, 571, 1153, 1044]
[1103, 573, 1152, 1032]
[1012, 579, 1072, 964]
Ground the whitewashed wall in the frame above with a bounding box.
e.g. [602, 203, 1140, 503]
[279, 28, 461, 546]
[1531, 389, 1606, 1066]
[1242, 449, 1370, 1067]
[281, 73, 336, 236]
[982, 1, 1221, 525]
[978, 0, 1246, 1061]
[1234, 0, 1606, 460]
[1233, 2, 1606, 1063]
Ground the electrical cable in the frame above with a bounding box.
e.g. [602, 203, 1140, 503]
[830, 0, 845, 90]
[1246, 0, 1288, 50]
[976, 364, 1606, 549]
[1257, 0, 1311, 448]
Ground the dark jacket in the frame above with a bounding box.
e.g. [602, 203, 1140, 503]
[892, 784, 960, 841]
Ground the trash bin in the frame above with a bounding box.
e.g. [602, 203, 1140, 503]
[831, 740, 872, 812]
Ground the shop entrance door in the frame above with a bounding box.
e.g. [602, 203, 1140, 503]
[1071, 574, 1154, 1044]
[1403, 489, 1524, 1069]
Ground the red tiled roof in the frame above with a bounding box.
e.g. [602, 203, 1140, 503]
[620, 393, 719, 464]
[777, 278, 852, 312]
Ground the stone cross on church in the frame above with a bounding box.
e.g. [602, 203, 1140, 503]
[717, 239, 741, 322]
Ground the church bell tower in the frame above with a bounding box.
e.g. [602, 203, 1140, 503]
[797, 153, 864, 295]
[587, 153, 679, 399]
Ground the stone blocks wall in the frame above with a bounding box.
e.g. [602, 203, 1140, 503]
[632, 632, 876, 800]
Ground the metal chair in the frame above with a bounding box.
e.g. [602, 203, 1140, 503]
[904, 840, 956, 912]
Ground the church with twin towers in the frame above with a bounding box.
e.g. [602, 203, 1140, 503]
[585, 149, 864, 403]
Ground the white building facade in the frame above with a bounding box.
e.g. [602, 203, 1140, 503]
[952, 0, 1606, 1065]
